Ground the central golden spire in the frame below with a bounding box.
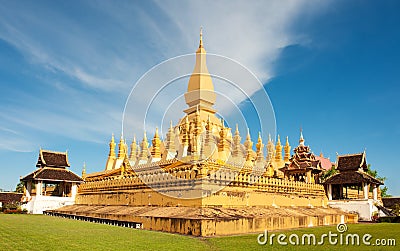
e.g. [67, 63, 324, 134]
[184, 28, 216, 116]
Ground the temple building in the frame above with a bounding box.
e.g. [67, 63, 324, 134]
[49, 31, 355, 236]
[20, 149, 83, 214]
[324, 152, 385, 220]
[280, 131, 323, 183]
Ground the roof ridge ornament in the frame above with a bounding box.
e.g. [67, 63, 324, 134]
[299, 128, 305, 146]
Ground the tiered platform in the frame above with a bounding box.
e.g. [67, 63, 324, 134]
[47, 205, 357, 236]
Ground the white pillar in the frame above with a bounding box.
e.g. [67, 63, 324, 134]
[373, 185, 378, 201]
[26, 181, 32, 198]
[36, 181, 42, 196]
[71, 183, 78, 198]
[327, 184, 333, 200]
[363, 182, 369, 200]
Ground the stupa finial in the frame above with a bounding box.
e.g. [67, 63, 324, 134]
[299, 128, 305, 146]
[199, 26, 203, 48]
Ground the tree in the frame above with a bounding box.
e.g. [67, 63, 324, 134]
[391, 204, 400, 216]
[366, 164, 391, 198]
[380, 186, 391, 198]
[15, 181, 24, 193]
[320, 165, 338, 182]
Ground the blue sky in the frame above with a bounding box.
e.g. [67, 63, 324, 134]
[0, 1, 399, 195]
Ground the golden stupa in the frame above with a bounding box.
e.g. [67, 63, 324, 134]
[50, 30, 354, 236]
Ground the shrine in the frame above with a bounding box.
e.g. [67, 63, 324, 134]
[20, 149, 83, 214]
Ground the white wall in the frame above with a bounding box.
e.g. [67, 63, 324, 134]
[22, 196, 75, 214]
[328, 200, 378, 221]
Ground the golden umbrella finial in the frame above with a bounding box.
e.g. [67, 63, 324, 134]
[199, 26, 203, 47]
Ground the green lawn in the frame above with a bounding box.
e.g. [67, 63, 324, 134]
[0, 214, 398, 251]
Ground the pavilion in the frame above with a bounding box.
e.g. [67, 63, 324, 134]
[20, 149, 83, 214]
[324, 152, 384, 220]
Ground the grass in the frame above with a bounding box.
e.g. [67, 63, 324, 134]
[0, 214, 399, 251]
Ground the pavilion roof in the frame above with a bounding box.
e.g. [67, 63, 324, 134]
[285, 150, 322, 172]
[21, 167, 83, 183]
[36, 149, 70, 169]
[336, 152, 367, 172]
[323, 170, 383, 185]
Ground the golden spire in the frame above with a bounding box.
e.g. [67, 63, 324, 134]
[275, 135, 282, 161]
[184, 28, 216, 115]
[218, 119, 229, 152]
[256, 132, 264, 162]
[117, 134, 126, 159]
[135, 141, 140, 160]
[139, 131, 149, 162]
[165, 121, 176, 152]
[129, 135, 137, 162]
[232, 124, 242, 158]
[82, 162, 86, 178]
[182, 116, 190, 146]
[109, 133, 116, 157]
[256, 132, 263, 153]
[284, 136, 291, 163]
[142, 131, 148, 148]
[105, 133, 117, 171]
[266, 133, 275, 162]
[244, 128, 253, 162]
[151, 127, 161, 159]
[124, 141, 128, 158]
[245, 128, 251, 142]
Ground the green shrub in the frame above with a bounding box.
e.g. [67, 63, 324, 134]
[378, 216, 400, 223]
[1, 202, 26, 214]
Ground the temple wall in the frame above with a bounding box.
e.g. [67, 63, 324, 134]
[76, 189, 203, 207]
[76, 190, 326, 208]
[76, 172, 327, 207]
[76, 187, 327, 208]
[77, 173, 327, 207]
[203, 187, 327, 207]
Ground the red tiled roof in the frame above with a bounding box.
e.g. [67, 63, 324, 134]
[0, 192, 23, 203]
[315, 156, 333, 170]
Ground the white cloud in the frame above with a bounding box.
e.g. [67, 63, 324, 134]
[0, 0, 331, 150]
